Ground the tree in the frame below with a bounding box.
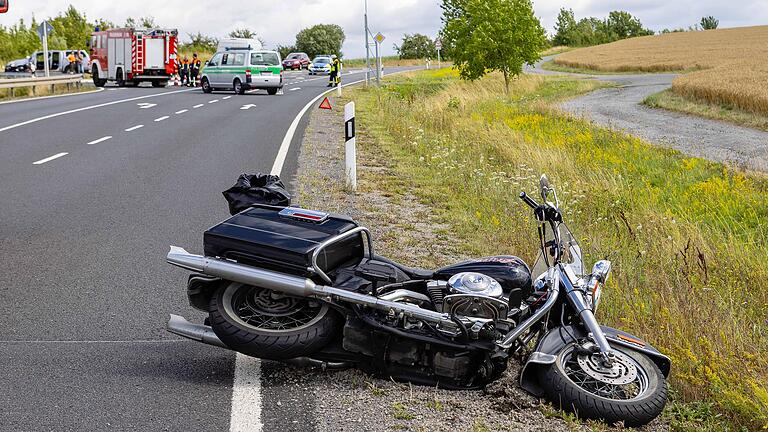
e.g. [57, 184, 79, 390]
[605, 11, 653, 39]
[276, 44, 297, 59]
[552, 8, 577, 46]
[441, 0, 547, 95]
[229, 28, 256, 39]
[185, 32, 218, 52]
[124, 16, 157, 29]
[701, 16, 719, 30]
[395, 33, 436, 59]
[295, 24, 345, 58]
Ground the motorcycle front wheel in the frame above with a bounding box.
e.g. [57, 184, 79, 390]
[538, 343, 667, 427]
[209, 283, 340, 360]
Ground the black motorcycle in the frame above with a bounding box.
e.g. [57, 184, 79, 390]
[166, 174, 669, 426]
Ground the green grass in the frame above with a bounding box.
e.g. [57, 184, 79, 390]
[391, 402, 415, 420]
[348, 68, 768, 429]
[644, 89, 768, 132]
[0, 82, 97, 102]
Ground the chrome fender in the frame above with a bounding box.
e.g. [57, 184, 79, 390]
[519, 325, 671, 397]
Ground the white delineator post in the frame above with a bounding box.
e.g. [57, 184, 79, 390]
[336, 66, 342, 96]
[344, 101, 357, 191]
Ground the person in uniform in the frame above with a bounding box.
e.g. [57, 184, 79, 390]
[328, 55, 342, 87]
[180, 56, 190, 86]
[189, 53, 201, 87]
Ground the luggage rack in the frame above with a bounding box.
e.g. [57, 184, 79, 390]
[311, 226, 373, 284]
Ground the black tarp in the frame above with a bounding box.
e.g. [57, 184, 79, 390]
[222, 173, 291, 215]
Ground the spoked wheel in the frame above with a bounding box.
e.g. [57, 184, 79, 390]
[209, 283, 340, 360]
[538, 343, 667, 426]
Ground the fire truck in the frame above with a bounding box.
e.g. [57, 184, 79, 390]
[90, 27, 178, 87]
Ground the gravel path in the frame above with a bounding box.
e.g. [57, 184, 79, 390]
[529, 57, 768, 172]
[279, 95, 669, 432]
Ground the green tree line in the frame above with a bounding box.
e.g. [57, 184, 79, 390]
[0, 6, 92, 62]
[552, 8, 654, 47]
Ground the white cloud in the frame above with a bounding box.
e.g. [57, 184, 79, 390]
[1, 0, 767, 58]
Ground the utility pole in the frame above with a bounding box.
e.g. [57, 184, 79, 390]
[364, 0, 370, 85]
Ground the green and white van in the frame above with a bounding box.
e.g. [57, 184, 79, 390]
[201, 49, 283, 95]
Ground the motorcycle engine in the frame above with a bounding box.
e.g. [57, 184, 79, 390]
[441, 272, 509, 320]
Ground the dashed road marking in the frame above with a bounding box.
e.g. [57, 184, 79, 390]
[86, 136, 112, 145]
[209, 100, 219, 104]
[175, 109, 188, 114]
[223, 96, 232, 100]
[289, 87, 301, 92]
[137, 103, 157, 109]
[193, 104, 204, 108]
[33, 152, 68, 165]
[154, 116, 169, 122]
[125, 125, 144, 132]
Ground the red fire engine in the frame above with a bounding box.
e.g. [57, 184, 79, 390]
[90, 27, 178, 87]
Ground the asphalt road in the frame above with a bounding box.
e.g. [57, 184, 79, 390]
[530, 57, 768, 172]
[0, 67, 409, 431]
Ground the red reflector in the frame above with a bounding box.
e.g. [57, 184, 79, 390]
[292, 213, 323, 220]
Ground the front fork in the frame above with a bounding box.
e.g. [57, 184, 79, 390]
[560, 264, 615, 366]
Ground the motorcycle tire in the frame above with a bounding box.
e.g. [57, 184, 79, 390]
[209, 282, 341, 360]
[538, 343, 667, 427]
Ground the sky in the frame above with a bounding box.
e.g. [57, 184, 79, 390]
[1, 1, 767, 58]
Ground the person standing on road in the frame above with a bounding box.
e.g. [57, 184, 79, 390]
[75, 51, 84, 74]
[67, 51, 76, 74]
[328, 55, 341, 87]
[190, 54, 201, 87]
[180, 56, 190, 86]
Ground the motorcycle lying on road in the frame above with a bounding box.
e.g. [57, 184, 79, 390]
[166, 174, 670, 426]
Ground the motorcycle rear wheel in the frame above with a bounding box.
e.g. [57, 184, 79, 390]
[209, 283, 340, 360]
[538, 343, 667, 427]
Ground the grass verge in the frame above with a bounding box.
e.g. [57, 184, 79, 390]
[347, 68, 768, 430]
[644, 89, 768, 132]
[541, 60, 684, 75]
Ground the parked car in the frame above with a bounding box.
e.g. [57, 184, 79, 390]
[308, 56, 332, 75]
[282, 52, 310, 70]
[201, 47, 284, 95]
[4, 57, 34, 73]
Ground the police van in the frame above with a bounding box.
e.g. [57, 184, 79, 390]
[201, 38, 283, 95]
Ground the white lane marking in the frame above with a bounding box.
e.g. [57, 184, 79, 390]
[137, 103, 157, 109]
[209, 99, 219, 104]
[272, 74, 374, 175]
[86, 136, 112, 145]
[193, 104, 204, 108]
[240, 104, 257, 110]
[0, 88, 194, 134]
[33, 152, 68, 165]
[154, 116, 170, 122]
[175, 109, 188, 114]
[223, 96, 232, 100]
[230, 354, 262, 432]
[0, 87, 105, 106]
[289, 87, 301, 92]
[125, 124, 144, 132]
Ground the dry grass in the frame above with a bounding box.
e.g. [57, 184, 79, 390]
[349, 69, 768, 429]
[0, 81, 96, 101]
[554, 25, 768, 117]
[644, 89, 768, 132]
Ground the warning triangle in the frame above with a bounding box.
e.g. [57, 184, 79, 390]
[319, 97, 332, 110]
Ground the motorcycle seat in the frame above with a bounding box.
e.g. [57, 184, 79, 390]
[372, 255, 434, 280]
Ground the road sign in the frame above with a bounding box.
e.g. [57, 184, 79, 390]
[37, 21, 54, 42]
[319, 97, 332, 110]
[435, 39, 443, 50]
[374, 32, 385, 44]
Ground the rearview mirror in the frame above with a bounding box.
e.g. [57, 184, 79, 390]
[539, 174, 551, 201]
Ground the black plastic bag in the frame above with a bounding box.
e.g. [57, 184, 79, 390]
[222, 173, 291, 215]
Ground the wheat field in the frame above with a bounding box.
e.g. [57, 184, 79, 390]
[553, 26, 768, 116]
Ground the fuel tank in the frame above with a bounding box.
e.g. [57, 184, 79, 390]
[434, 256, 532, 311]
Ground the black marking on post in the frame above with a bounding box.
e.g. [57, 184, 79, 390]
[345, 118, 356, 141]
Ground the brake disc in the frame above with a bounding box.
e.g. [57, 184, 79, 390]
[576, 350, 638, 385]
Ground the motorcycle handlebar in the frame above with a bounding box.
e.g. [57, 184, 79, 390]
[519, 192, 539, 209]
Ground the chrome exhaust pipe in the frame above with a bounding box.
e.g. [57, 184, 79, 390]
[167, 314, 227, 348]
[167, 247, 458, 331]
